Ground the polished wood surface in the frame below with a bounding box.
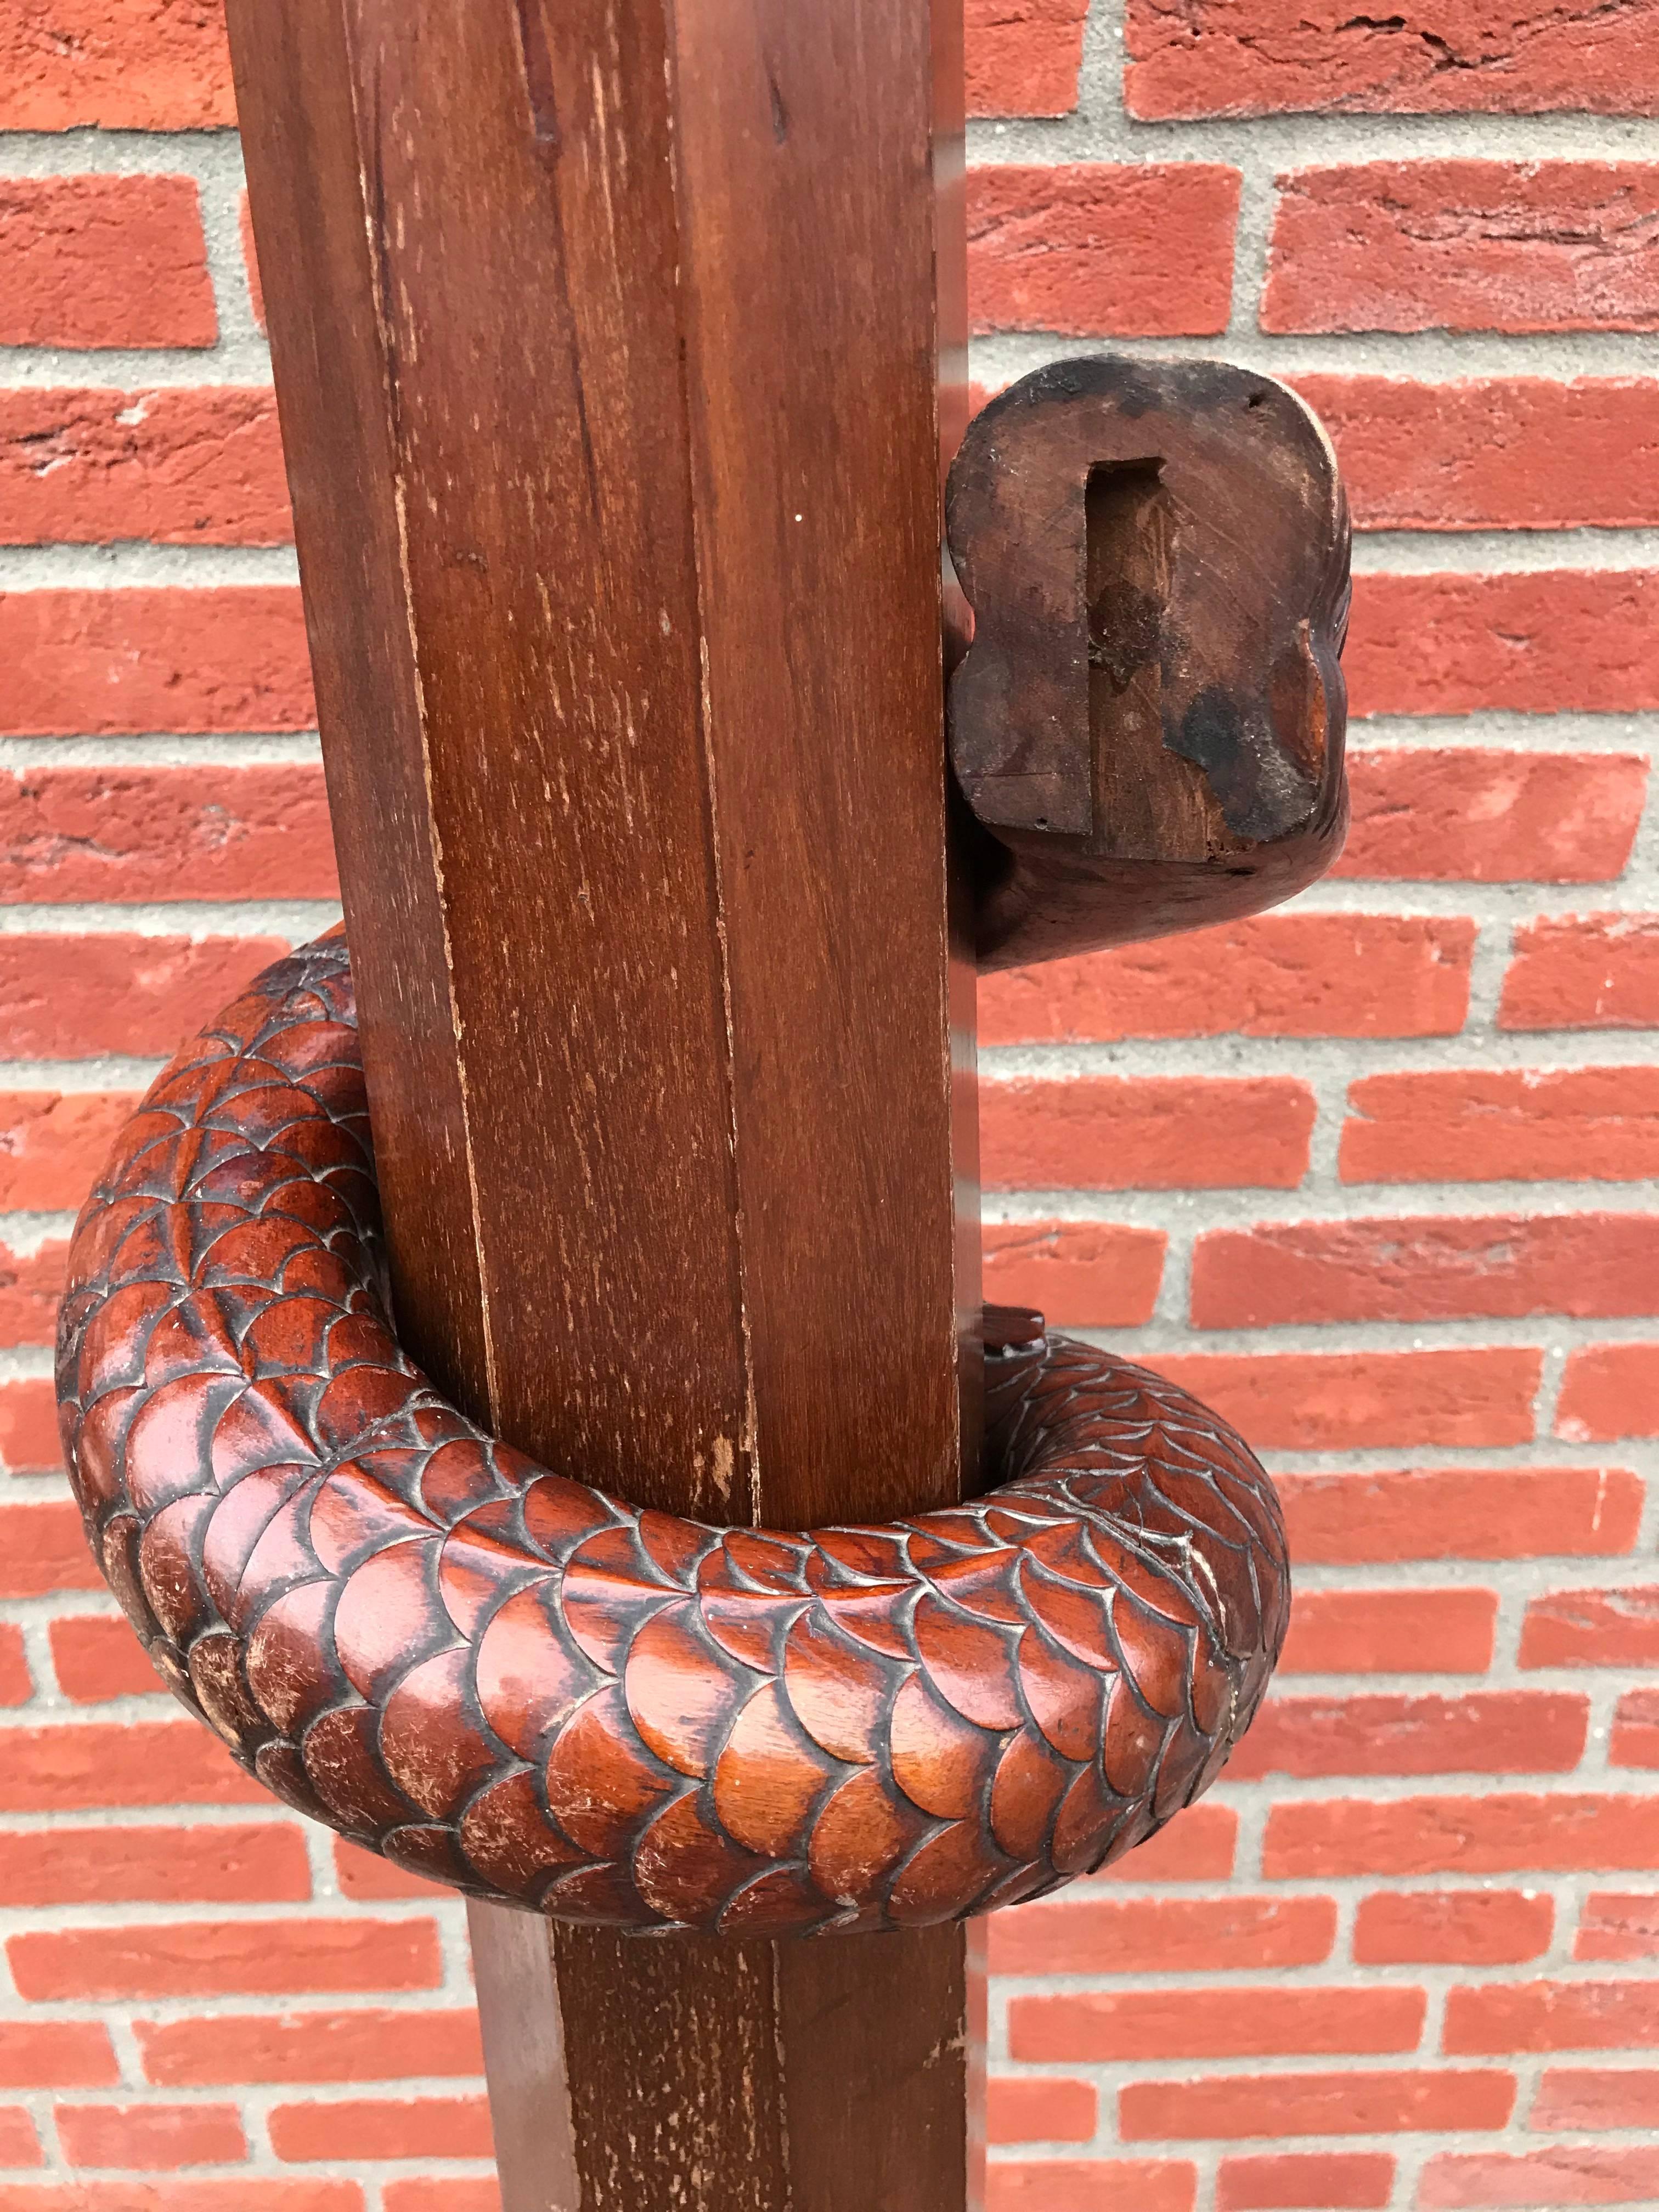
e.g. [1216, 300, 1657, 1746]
[230, 0, 757, 1499]
[226, 1, 976, 2204]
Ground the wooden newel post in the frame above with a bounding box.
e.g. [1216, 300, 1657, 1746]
[227, 3, 979, 2204]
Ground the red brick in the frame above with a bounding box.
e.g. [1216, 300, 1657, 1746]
[1345, 572, 1659, 718]
[1092, 1802, 1237, 1883]
[1277, 1592, 1499, 1676]
[0, 0, 235, 129]
[0, 2113, 40, 2170]
[0, 935, 285, 1060]
[11, 1916, 442, 2002]
[0, 1239, 66, 1345]
[986, 2078, 1096, 2143]
[59, 2102, 245, 2172]
[966, 0, 1087, 116]
[968, 164, 1240, 335]
[0, 1382, 60, 1476]
[1559, 1345, 1659, 1440]
[0, 1821, 309, 1906]
[1009, 1986, 1424, 2063]
[0, 388, 290, 546]
[0, 1092, 136, 1212]
[0, 1627, 29, 1706]
[988, 1894, 1335, 1977]
[333, 1841, 447, 1901]
[0, 1374, 53, 1475]
[49, 1616, 166, 1702]
[1336, 751, 1646, 882]
[1265, 162, 1659, 335]
[1126, 2068, 1513, 2141]
[0, 1504, 102, 1600]
[1354, 1890, 1554, 1966]
[1451, 1982, 1659, 2055]
[1153, 1348, 1541, 1450]
[1267, 1794, 1659, 1878]
[979, 914, 1474, 1044]
[981, 1220, 1165, 1327]
[1232, 1692, 1581, 1778]
[1277, 1466, 1644, 1566]
[383, 2191, 499, 2212]
[0, 766, 337, 904]
[980, 1075, 1314, 1191]
[1576, 1893, 1659, 1961]
[1127, 0, 1657, 118]
[1522, 1587, 1659, 1667]
[986, 2163, 1195, 2212]
[1193, 1214, 1659, 1328]
[0, 2191, 362, 2212]
[1610, 1689, 1659, 1768]
[0, 2027, 115, 2091]
[1503, 915, 1659, 1031]
[1342, 1068, 1659, 1186]
[1291, 377, 1659, 532]
[0, 176, 213, 349]
[1532, 2067, 1659, 2130]
[1217, 2153, 1395, 2210]
[0, 1723, 262, 1812]
[137, 2008, 485, 2087]
[1421, 2147, 1659, 2206]
[1, 588, 311, 736]
[269, 2096, 493, 2163]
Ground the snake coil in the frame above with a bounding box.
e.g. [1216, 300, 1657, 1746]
[56, 932, 1289, 1935]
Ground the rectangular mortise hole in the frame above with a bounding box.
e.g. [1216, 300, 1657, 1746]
[1085, 459, 1166, 698]
[1085, 458, 1179, 849]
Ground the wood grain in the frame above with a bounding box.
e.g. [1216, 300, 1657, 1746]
[227, 2, 975, 2205]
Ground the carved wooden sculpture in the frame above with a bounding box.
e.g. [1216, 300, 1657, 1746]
[55, 362, 1344, 1934]
[59, 3, 1354, 2200]
[55, 931, 1291, 1931]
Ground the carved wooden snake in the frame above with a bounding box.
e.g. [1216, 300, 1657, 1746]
[54, 930, 1286, 1934]
[55, 360, 1346, 1935]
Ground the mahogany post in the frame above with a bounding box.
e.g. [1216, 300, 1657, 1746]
[225, 3, 978, 2207]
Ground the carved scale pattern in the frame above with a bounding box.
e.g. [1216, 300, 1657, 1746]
[55, 934, 1289, 1935]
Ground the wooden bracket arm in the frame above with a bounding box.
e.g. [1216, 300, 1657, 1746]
[949, 356, 1351, 973]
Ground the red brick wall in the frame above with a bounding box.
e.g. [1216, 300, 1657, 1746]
[3, 3, 1657, 2208]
